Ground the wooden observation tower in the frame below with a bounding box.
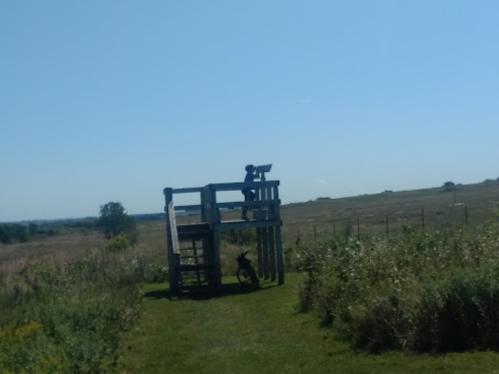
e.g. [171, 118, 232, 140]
[163, 168, 283, 295]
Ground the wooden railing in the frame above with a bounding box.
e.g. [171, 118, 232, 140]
[166, 180, 280, 225]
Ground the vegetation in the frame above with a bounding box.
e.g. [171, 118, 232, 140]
[96, 202, 138, 243]
[2, 181, 499, 372]
[293, 221, 499, 353]
[220, 228, 256, 246]
[0, 244, 167, 373]
[122, 275, 499, 374]
[0, 224, 29, 244]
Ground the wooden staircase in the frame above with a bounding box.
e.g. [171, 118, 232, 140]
[175, 223, 217, 292]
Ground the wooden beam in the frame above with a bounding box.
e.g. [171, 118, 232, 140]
[256, 227, 263, 278]
[213, 219, 281, 231]
[213, 230, 221, 287]
[174, 204, 202, 211]
[272, 185, 284, 285]
[167, 201, 180, 255]
[269, 226, 276, 282]
[276, 225, 284, 285]
[215, 200, 280, 209]
[207, 180, 279, 192]
[171, 187, 203, 194]
[263, 227, 269, 280]
[164, 188, 180, 295]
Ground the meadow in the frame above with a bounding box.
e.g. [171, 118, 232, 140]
[1, 180, 499, 373]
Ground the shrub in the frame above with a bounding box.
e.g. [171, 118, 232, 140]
[0, 244, 167, 373]
[293, 222, 499, 353]
[104, 234, 131, 252]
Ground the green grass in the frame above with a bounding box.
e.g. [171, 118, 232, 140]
[122, 274, 499, 374]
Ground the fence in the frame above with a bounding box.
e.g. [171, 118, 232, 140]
[281, 203, 498, 244]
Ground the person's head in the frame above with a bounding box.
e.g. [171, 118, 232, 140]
[245, 164, 255, 172]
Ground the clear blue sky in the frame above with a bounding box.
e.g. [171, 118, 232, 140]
[1, 0, 498, 222]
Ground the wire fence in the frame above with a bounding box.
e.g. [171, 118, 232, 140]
[281, 203, 498, 244]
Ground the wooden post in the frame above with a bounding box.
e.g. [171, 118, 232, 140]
[164, 188, 180, 295]
[209, 186, 221, 286]
[212, 230, 221, 287]
[263, 227, 270, 280]
[256, 227, 263, 278]
[269, 227, 276, 282]
[276, 226, 284, 285]
[272, 184, 284, 285]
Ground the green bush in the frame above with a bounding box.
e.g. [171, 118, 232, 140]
[104, 234, 131, 252]
[0, 244, 167, 373]
[294, 222, 499, 353]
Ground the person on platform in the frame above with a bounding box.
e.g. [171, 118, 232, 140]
[241, 164, 259, 220]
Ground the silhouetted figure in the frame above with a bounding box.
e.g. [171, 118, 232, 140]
[241, 164, 259, 220]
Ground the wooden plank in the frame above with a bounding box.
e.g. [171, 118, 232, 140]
[213, 230, 221, 287]
[174, 204, 202, 211]
[203, 232, 214, 285]
[208, 180, 279, 192]
[178, 264, 216, 271]
[271, 185, 284, 285]
[215, 200, 280, 209]
[213, 220, 281, 231]
[172, 187, 203, 194]
[256, 227, 263, 278]
[177, 222, 211, 230]
[201, 187, 211, 223]
[276, 226, 284, 285]
[263, 227, 269, 280]
[168, 201, 180, 255]
[269, 226, 276, 282]
[164, 188, 180, 295]
[210, 187, 220, 223]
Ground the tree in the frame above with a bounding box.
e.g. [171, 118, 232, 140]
[28, 223, 38, 236]
[96, 202, 137, 242]
[0, 224, 12, 244]
[443, 181, 456, 192]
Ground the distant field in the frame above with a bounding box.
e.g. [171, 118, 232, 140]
[1, 181, 498, 263]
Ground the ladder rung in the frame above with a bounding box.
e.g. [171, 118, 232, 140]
[179, 264, 215, 272]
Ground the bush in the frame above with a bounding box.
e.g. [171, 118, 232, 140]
[0, 244, 168, 373]
[104, 235, 130, 252]
[293, 223, 499, 353]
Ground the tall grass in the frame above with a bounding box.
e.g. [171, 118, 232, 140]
[0, 244, 168, 373]
[294, 222, 499, 353]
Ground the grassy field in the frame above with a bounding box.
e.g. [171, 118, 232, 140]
[2, 180, 498, 264]
[0, 180, 498, 373]
[142, 180, 499, 246]
[122, 274, 499, 374]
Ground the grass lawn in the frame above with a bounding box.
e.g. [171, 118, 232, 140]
[122, 273, 499, 374]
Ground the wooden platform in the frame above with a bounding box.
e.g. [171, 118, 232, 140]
[164, 180, 284, 295]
